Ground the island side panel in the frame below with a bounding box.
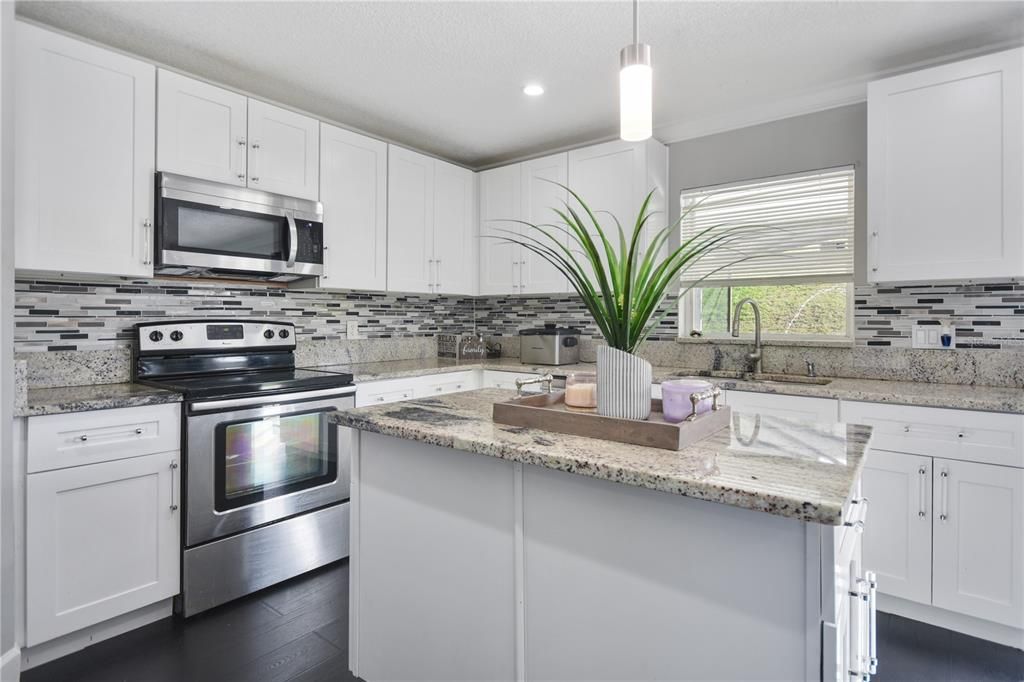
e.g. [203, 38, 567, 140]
[350, 431, 517, 682]
[522, 464, 812, 682]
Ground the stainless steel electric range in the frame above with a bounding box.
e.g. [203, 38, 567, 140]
[134, 320, 355, 617]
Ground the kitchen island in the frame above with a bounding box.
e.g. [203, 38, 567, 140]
[333, 388, 874, 682]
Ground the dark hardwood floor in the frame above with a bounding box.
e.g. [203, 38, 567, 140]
[23, 558, 1024, 682]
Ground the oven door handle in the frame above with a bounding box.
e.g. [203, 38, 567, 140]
[190, 386, 356, 413]
[286, 212, 298, 268]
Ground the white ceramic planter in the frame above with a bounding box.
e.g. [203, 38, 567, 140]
[596, 345, 653, 420]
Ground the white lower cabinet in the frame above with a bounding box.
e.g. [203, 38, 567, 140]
[26, 451, 181, 646]
[931, 459, 1024, 628]
[860, 451, 932, 605]
[355, 370, 482, 407]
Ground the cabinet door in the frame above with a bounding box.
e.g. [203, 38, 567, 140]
[478, 165, 522, 295]
[26, 452, 180, 646]
[15, 22, 155, 278]
[860, 451, 932, 605]
[520, 153, 569, 294]
[433, 160, 476, 295]
[867, 48, 1023, 282]
[319, 123, 388, 291]
[567, 140, 648, 281]
[932, 459, 1024, 628]
[246, 99, 319, 200]
[386, 146, 434, 293]
[157, 69, 247, 186]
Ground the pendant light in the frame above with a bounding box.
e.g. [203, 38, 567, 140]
[619, 0, 652, 141]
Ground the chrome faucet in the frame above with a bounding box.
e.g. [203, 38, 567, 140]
[731, 298, 763, 376]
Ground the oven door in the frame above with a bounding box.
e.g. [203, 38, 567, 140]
[185, 387, 354, 547]
[157, 175, 323, 277]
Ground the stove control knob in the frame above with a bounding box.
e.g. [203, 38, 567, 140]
[279, 329, 290, 339]
[170, 330, 184, 342]
[148, 330, 164, 342]
[263, 329, 275, 340]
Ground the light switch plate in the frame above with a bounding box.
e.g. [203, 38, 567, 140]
[912, 326, 952, 349]
[347, 321, 361, 339]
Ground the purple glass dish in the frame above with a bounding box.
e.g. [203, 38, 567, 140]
[660, 379, 714, 423]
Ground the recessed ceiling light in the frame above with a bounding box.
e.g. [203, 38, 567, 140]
[523, 84, 545, 97]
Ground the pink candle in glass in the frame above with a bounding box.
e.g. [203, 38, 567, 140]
[660, 379, 713, 423]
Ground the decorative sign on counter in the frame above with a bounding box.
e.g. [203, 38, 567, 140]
[493, 390, 731, 451]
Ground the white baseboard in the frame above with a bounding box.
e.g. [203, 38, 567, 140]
[879, 594, 1024, 650]
[20, 599, 172, 671]
[0, 647, 21, 682]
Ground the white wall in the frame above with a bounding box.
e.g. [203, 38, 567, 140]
[1, 0, 17, 674]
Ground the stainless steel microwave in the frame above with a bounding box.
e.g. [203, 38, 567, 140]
[155, 173, 324, 282]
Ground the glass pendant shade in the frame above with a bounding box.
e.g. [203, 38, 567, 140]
[620, 43, 652, 141]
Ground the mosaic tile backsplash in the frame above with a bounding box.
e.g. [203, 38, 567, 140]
[855, 282, 1024, 348]
[15, 278, 475, 351]
[13, 277, 1024, 352]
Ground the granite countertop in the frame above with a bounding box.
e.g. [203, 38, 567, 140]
[16, 383, 182, 418]
[332, 388, 870, 525]
[310, 357, 1024, 414]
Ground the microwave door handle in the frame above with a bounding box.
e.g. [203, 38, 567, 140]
[285, 212, 298, 267]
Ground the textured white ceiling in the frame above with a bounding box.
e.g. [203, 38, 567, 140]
[15, 1, 1024, 168]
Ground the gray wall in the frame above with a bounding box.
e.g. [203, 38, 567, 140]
[1, 0, 16, 661]
[668, 103, 868, 284]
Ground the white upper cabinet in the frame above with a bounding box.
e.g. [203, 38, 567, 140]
[387, 146, 435, 294]
[387, 146, 477, 295]
[567, 138, 669, 270]
[157, 70, 248, 186]
[867, 48, 1024, 283]
[478, 153, 570, 296]
[319, 123, 388, 291]
[520, 154, 569, 294]
[247, 99, 320, 200]
[433, 160, 477, 296]
[479, 164, 522, 295]
[15, 22, 156, 278]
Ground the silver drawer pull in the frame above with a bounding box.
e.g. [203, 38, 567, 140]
[957, 432, 965, 439]
[79, 435, 88, 442]
[918, 466, 928, 518]
[939, 469, 950, 521]
[135, 428, 143, 435]
[844, 520, 865, 532]
[903, 425, 911, 433]
[375, 396, 385, 402]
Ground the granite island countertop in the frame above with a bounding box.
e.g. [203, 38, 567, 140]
[332, 388, 870, 525]
[310, 357, 1024, 414]
[16, 383, 182, 417]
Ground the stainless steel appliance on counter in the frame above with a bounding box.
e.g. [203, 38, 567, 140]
[134, 320, 354, 617]
[155, 173, 324, 282]
[519, 324, 581, 365]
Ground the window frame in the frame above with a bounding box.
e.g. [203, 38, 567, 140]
[678, 277, 856, 343]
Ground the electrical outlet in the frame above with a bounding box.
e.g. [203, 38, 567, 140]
[347, 321, 361, 339]
[912, 326, 953, 349]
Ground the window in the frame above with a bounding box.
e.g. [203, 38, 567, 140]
[679, 167, 855, 340]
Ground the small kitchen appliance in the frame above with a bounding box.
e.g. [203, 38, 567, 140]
[519, 325, 581, 365]
[134, 320, 354, 616]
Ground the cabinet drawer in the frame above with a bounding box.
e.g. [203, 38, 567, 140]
[842, 401, 1024, 468]
[723, 390, 839, 423]
[358, 387, 413, 407]
[482, 370, 539, 390]
[27, 403, 181, 473]
[415, 371, 477, 398]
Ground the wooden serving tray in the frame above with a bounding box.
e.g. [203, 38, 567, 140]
[493, 391, 732, 451]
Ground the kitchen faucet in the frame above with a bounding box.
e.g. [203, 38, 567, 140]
[731, 298, 763, 376]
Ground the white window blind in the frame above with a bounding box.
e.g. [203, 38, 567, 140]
[679, 167, 855, 287]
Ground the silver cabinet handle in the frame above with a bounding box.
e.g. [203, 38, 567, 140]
[957, 432, 965, 439]
[142, 218, 153, 265]
[285, 212, 298, 267]
[321, 245, 329, 280]
[135, 428, 143, 435]
[427, 259, 436, 291]
[169, 459, 179, 511]
[251, 176, 260, 183]
[436, 259, 442, 291]
[918, 466, 928, 518]
[903, 425, 911, 433]
[237, 173, 246, 181]
[79, 435, 88, 442]
[375, 396, 385, 402]
[251, 141, 260, 149]
[867, 571, 878, 674]
[237, 137, 247, 147]
[939, 469, 949, 521]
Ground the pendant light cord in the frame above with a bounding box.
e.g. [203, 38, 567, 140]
[632, 0, 640, 45]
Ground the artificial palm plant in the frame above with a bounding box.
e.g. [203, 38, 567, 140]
[496, 184, 746, 355]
